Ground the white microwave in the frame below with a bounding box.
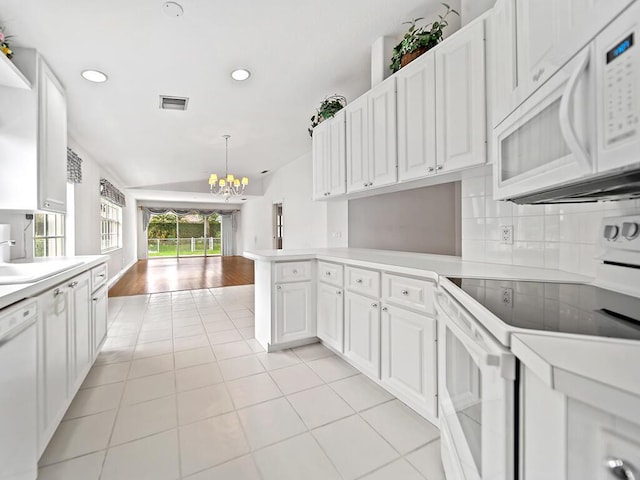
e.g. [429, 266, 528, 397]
[494, 1, 640, 204]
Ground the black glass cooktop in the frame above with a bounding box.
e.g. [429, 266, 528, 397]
[446, 277, 640, 341]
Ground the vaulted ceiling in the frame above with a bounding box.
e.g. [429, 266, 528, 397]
[0, 0, 457, 201]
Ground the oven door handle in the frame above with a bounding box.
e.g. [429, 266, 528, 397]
[436, 298, 515, 381]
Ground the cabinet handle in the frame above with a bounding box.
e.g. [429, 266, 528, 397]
[401, 289, 409, 296]
[605, 458, 636, 480]
[68, 281, 79, 288]
[53, 288, 63, 297]
[92, 297, 99, 302]
[371, 303, 378, 308]
[98, 273, 106, 278]
[325, 271, 331, 276]
[382, 306, 388, 312]
[23, 309, 30, 317]
[356, 278, 363, 284]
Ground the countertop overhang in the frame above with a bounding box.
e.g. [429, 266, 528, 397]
[0, 255, 109, 310]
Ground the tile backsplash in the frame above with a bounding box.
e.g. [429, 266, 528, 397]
[461, 169, 640, 277]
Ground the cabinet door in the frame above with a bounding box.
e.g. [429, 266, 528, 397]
[368, 77, 398, 188]
[92, 286, 108, 358]
[312, 118, 329, 200]
[327, 110, 346, 196]
[37, 285, 70, 455]
[381, 305, 437, 418]
[344, 292, 380, 378]
[436, 19, 486, 173]
[275, 282, 314, 344]
[317, 282, 344, 352]
[70, 273, 92, 394]
[346, 94, 370, 193]
[487, 0, 519, 128]
[397, 52, 437, 181]
[38, 57, 67, 213]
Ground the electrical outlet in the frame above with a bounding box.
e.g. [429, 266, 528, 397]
[501, 287, 514, 307]
[500, 225, 514, 244]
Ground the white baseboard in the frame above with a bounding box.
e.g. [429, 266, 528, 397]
[107, 259, 137, 289]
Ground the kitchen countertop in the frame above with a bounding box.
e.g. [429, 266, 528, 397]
[244, 248, 591, 283]
[512, 333, 640, 424]
[0, 255, 109, 310]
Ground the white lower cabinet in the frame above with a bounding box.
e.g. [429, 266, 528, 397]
[344, 291, 381, 378]
[381, 304, 438, 420]
[275, 282, 314, 344]
[317, 282, 344, 352]
[36, 264, 107, 457]
[92, 285, 108, 356]
[37, 283, 70, 456]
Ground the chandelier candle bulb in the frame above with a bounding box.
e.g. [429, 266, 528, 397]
[208, 135, 249, 200]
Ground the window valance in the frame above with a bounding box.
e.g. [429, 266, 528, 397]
[67, 147, 83, 184]
[141, 207, 239, 231]
[100, 178, 126, 207]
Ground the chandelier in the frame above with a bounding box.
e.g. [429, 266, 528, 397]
[208, 135, 249, 200]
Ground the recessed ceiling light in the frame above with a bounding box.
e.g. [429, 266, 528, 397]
[81, 70, 108, 83]
[231, 69, 251, 81]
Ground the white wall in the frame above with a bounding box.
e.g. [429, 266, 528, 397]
[69, 138, 136, 283]
[460, 167, 640, 277]
[240, 152, 342, 252]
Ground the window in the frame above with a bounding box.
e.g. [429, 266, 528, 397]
[101, 198, 122, 252]
[34, 213, 65, 257]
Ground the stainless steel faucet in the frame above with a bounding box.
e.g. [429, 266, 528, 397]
[0, 240, 16, 246]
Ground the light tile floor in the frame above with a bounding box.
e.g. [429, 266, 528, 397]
[37, 285, 446, 480]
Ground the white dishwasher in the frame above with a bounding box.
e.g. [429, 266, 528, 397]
[0, 299, 37, 480]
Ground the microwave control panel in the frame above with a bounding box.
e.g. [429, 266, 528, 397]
[604, 32, 637, 146]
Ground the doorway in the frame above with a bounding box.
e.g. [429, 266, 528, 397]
[273, 203, 283, 250]
[147, 213, 221, 258]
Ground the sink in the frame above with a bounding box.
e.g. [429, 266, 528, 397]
[0, 261, 83, 285]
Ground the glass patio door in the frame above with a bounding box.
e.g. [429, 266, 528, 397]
[147, 212, 222, 258]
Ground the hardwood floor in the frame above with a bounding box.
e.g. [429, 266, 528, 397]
[108, 256, 254, 297]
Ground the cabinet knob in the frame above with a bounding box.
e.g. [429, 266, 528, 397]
[427, 167, 435, 173]
[336, 290, 342, 295]
[292, 269, 298, 274]
[382, 306, 388, 312]
[277, 285, 282, 290]
[53, 288, 63, 297]
[356, 278, 363, 284]
[436, 165, 443, 171]
[68, 281, 79, 288]
[45, 202, 50, 207]
[92, 297, 99, 302]
[371, 303, 378, 308]
[401, 289, 409, 296]
[605, 458, 636, 480]
[325, 271, 331, 276]
[23, 310, 30, 317]
[363, 182, 368, 188]
[98, 273, 106, 278]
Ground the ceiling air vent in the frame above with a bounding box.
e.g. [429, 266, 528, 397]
[159, 95, 189, 111]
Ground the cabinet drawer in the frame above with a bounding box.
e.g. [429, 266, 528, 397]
[275, 261, 312, 283]
[317, 261, 343, 287]
[382, 273, 435, 314]
[90, 263, 108, 292]
[345, 266, 380, 298]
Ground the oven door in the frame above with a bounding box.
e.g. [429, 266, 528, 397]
[436, 290, 516, 480]
[494, 45, 595, 202]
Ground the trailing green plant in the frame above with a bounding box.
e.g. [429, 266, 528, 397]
[389, 3, 459, 73]
[308, 94, 346, 137]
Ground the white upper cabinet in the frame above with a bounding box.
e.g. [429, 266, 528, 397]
[487, 0, 519, 128]
[346, 94, 370, 193]
[435, 20, 487, 172]
[312, 110, 346, 200]
[38, 58, 68, 213]
[0, 49, 67, 213]
[397, 52, 437, 182]
[367, 77, 398, 188]
[346, 77, 397, 193]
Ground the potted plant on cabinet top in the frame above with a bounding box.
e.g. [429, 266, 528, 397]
[0, 25, 13, 59]
[308, 94, 347, 137]
[390, 2, 459, 73]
